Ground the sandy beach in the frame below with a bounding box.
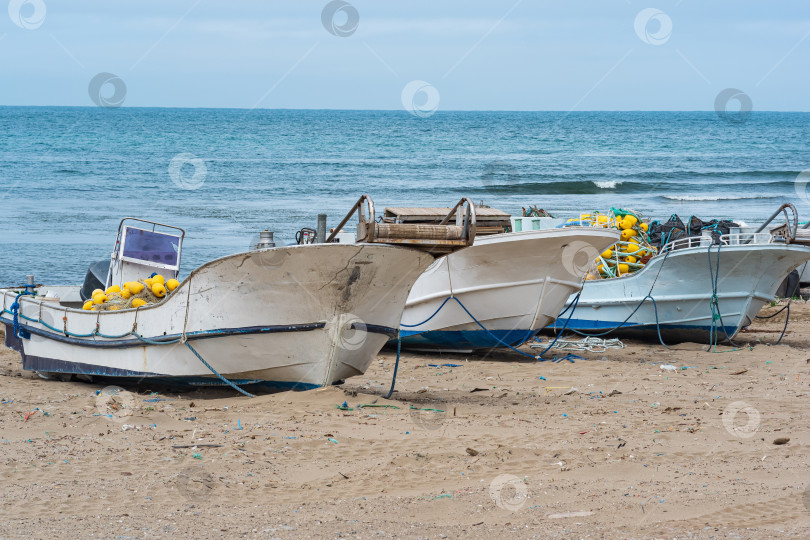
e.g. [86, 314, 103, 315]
[1, 301, 809, 539]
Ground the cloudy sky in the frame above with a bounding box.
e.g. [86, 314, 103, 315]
[2, 0, 808, 110]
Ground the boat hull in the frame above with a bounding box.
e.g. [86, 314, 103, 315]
[398, 227, 620, 350]
[1, 244, 434, 388]
[559, 243, 810, 342]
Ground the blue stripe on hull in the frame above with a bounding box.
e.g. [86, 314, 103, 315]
[559, 318, 738, 340]
[18, 353, 321, 391]
[0, 317, 396, 349]
[397, 328, 537, 350]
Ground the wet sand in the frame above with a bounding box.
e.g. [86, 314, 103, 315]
[1, 301, 809, 538]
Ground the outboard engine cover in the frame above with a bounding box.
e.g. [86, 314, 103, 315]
[80, 260, 110, 301]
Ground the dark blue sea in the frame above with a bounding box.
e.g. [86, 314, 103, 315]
[1, 107, 809, 284]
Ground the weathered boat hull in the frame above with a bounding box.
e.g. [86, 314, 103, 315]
[397, 227, 620, 350]
[1, 244, 433, 388]
[559, 243, 810, 342]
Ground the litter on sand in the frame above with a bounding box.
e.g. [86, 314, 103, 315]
[542, 336, 625, 352]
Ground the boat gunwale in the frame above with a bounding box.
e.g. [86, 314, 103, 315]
[473, 226, 620, 246]
[584, 240, 810, 288]
[0, 242, 430, 316]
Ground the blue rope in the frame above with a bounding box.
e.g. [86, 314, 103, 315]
[401, 292, 583, 361]
[775, 303, 790, 345]
[184, 341, 255, 398]
[400, 297, 454, 328]
[532, 292, 582, 358]
[10, 292, 34, 339]
[387, 293, 583, 397]
[449, 296, 540, 358]
[133, 332, 183, 346]
[384, 332, 402, 399]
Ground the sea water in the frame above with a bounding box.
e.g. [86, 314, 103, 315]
[1, 107, 808, 284]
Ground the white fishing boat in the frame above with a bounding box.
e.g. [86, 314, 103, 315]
[396, 208, 620, 350]
[557, 231, 810, 342]
[1, 197, 476, 390]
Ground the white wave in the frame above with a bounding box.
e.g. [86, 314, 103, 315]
[593, 180, 621, 189]
[661, 194, 780, 201]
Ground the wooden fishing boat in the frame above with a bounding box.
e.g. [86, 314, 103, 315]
[558, 228, 810, 342]
[1, 196, 476, 390]
[390, 207, 621, 351]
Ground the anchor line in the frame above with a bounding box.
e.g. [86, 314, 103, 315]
[398, 293, 582, 362]
[754, 298, 792, 346]
[706, 243, 745, 352]
[185, 341, 254, 398]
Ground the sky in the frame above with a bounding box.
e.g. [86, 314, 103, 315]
[1, 0, 808, 111]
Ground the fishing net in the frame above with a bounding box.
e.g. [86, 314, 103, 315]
[564, 208, 657, 280]
[648, 214, 738, 249]
[86, 276, 177, 311]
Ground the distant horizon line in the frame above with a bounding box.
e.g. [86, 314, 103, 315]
[0, 105, 808, 113]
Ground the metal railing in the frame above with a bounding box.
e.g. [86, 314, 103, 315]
[660, 232, 777, 254]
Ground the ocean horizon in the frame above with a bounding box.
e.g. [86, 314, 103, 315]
[1, 107, 808, 284]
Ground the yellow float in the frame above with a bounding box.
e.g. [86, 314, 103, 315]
[152, 283, 166, 298]
[574, 207, 657, 280]
[128, 281, 145, 294]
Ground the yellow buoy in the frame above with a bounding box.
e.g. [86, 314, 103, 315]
[623, 241, 640, 254]
[92, 289, 104, 297]
[621, 215, 638, 229]
[105, 285, 121, 294]
[144, 278, 154, 288]
[92, 293, 108, 305]
[82, 300, 93, 311]
[120, 288, 132, 299]
[625, 255, 638, 264]
[152, 283, 166, 298]
[640, 222, 649, 232]
[601, 249, 613, 259]
[131, 298, 147, 308]
[596, 215, 609, 224]
[128, 281, 145, 294]
[152, 274, 165, 285]
[620, 229, 638, 241]
[617, 263, 630, 275]
[166, 278, 180, 292]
